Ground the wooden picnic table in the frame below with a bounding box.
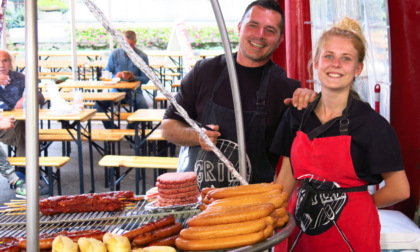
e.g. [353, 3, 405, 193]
[37, 51, 105, 61]
[127, 109, 166, 194]
[1, 109, 97, 194]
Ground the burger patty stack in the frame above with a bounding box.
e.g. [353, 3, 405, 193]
[155, 172, 200, 207]
[175, 183, 289, 251]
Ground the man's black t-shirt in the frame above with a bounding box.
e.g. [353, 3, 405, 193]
[164, 54, 300, 168]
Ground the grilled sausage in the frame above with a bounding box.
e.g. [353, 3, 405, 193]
[206, 183, 283, 199]
[180, 216, 272, 240]
[123, 215, 176, 240]
[175, 228, 267, 251]
[132, 222, 183, 246]
[147, 234, 179, 247]
[187, 203, 275, 227]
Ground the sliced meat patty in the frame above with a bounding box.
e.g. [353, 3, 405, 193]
[156, 180, 197, 189]
[157, 172, 197, 185]
[158, 188, 200, 199]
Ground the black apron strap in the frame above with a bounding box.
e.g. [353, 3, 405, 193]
[300, 179, 368, 194]
[301, 95, 353, 140]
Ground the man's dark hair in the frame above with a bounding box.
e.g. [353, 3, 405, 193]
[124, 30, 137, 41]
[241, 0, 285, 36]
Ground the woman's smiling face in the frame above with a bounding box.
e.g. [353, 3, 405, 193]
[315, 36, 363, 92]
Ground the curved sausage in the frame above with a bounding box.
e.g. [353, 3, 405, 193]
[187, 203, 275, 227]
[147, 234, 179, 247]
[123, 215, 175, 240]
[180, 216, 271, 240]
[206, 183, 283, 199]
[132, 222, 183, 246]
[175, 229, 265, 251]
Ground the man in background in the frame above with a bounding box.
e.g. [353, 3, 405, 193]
[0, 49, 45, 158]
[95, 30, 150, 129]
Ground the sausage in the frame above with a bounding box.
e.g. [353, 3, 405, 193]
[204, 194, 284, 212]
[263, 224, 274, 239]
[180, 216, 273, 240]
[147, 234, 179, 247]
[123, 215, 175, 240]
[0, 238, 20, 252]
[132, 222, 183, 246]
[200, 187, 217, 199]
[206, 183, 283, 199]
[67, 230, 105, 243]
[0, 244, 20, 252]
[201, 196, 210, 204]
[18, 236, 55, 250]
[187, 203, 275, 227]
[275, 213, 290, 229]
[275, 207, 287, 218]
[175, 229, 266, 251]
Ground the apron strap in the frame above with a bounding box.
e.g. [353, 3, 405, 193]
[255, 62, 272, 113]
[300, 179, 368, 194]
[301, 94, 353, 140]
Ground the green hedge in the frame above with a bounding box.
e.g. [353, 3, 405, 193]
[75, 26, 239, 50]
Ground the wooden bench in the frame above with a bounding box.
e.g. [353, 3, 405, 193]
[8, 156, 70, 196]
[39, 128, 167, 160]
[91, 112, 133, 122]
[98, 155, 178, 193]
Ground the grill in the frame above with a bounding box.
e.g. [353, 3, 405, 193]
[0, 199, 200, 238]
[0, 199, 295, 252]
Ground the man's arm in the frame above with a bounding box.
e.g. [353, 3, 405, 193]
[162, 119, 201, 146]
[162, 119, 220, 149]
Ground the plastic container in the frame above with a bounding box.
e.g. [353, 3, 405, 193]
[380, 210, 420, 251]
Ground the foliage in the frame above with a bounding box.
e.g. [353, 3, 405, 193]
[38, 0, 69, 13]
[74, 25, 239, 50]
[5, 5, 25, 29]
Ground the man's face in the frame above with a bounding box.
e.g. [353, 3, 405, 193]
[237, 6, 284, 67]
[126, 38, 137, 49]
[0, 51, 11, 75]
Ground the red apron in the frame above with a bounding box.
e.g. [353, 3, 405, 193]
[288, 96, 381, 252]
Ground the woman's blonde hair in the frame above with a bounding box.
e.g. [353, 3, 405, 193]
[314, 17, 366, 64]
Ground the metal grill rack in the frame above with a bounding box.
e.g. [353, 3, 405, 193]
[0, 199, 200, 238]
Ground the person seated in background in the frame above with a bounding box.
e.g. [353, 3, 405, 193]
[0, 115, 48, 198]
[94, 30, 150, 129]
[0, 49, 45, 161]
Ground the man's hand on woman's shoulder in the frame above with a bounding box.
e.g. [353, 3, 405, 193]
[284, 88, 317, 110]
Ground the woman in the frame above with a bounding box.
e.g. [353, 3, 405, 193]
[271, 17, 410, 251]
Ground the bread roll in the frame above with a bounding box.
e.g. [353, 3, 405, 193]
[77, 237, 107, 252]
[103, 232, 131, 252]
[143, 246, 176, 252]
[52, 235, 78, 252]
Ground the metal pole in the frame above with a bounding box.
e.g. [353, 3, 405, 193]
[108, 0, 114, 51]
[209, 0, 247, 179]
[24, 0, 40, 251]
[70, 0, 78, 80]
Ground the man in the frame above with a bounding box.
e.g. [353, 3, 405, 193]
[0, 115, 48, 198]
[0, 49, 45, 158]
[95, 30, 150, 129]
[162, 0, 316, 189]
